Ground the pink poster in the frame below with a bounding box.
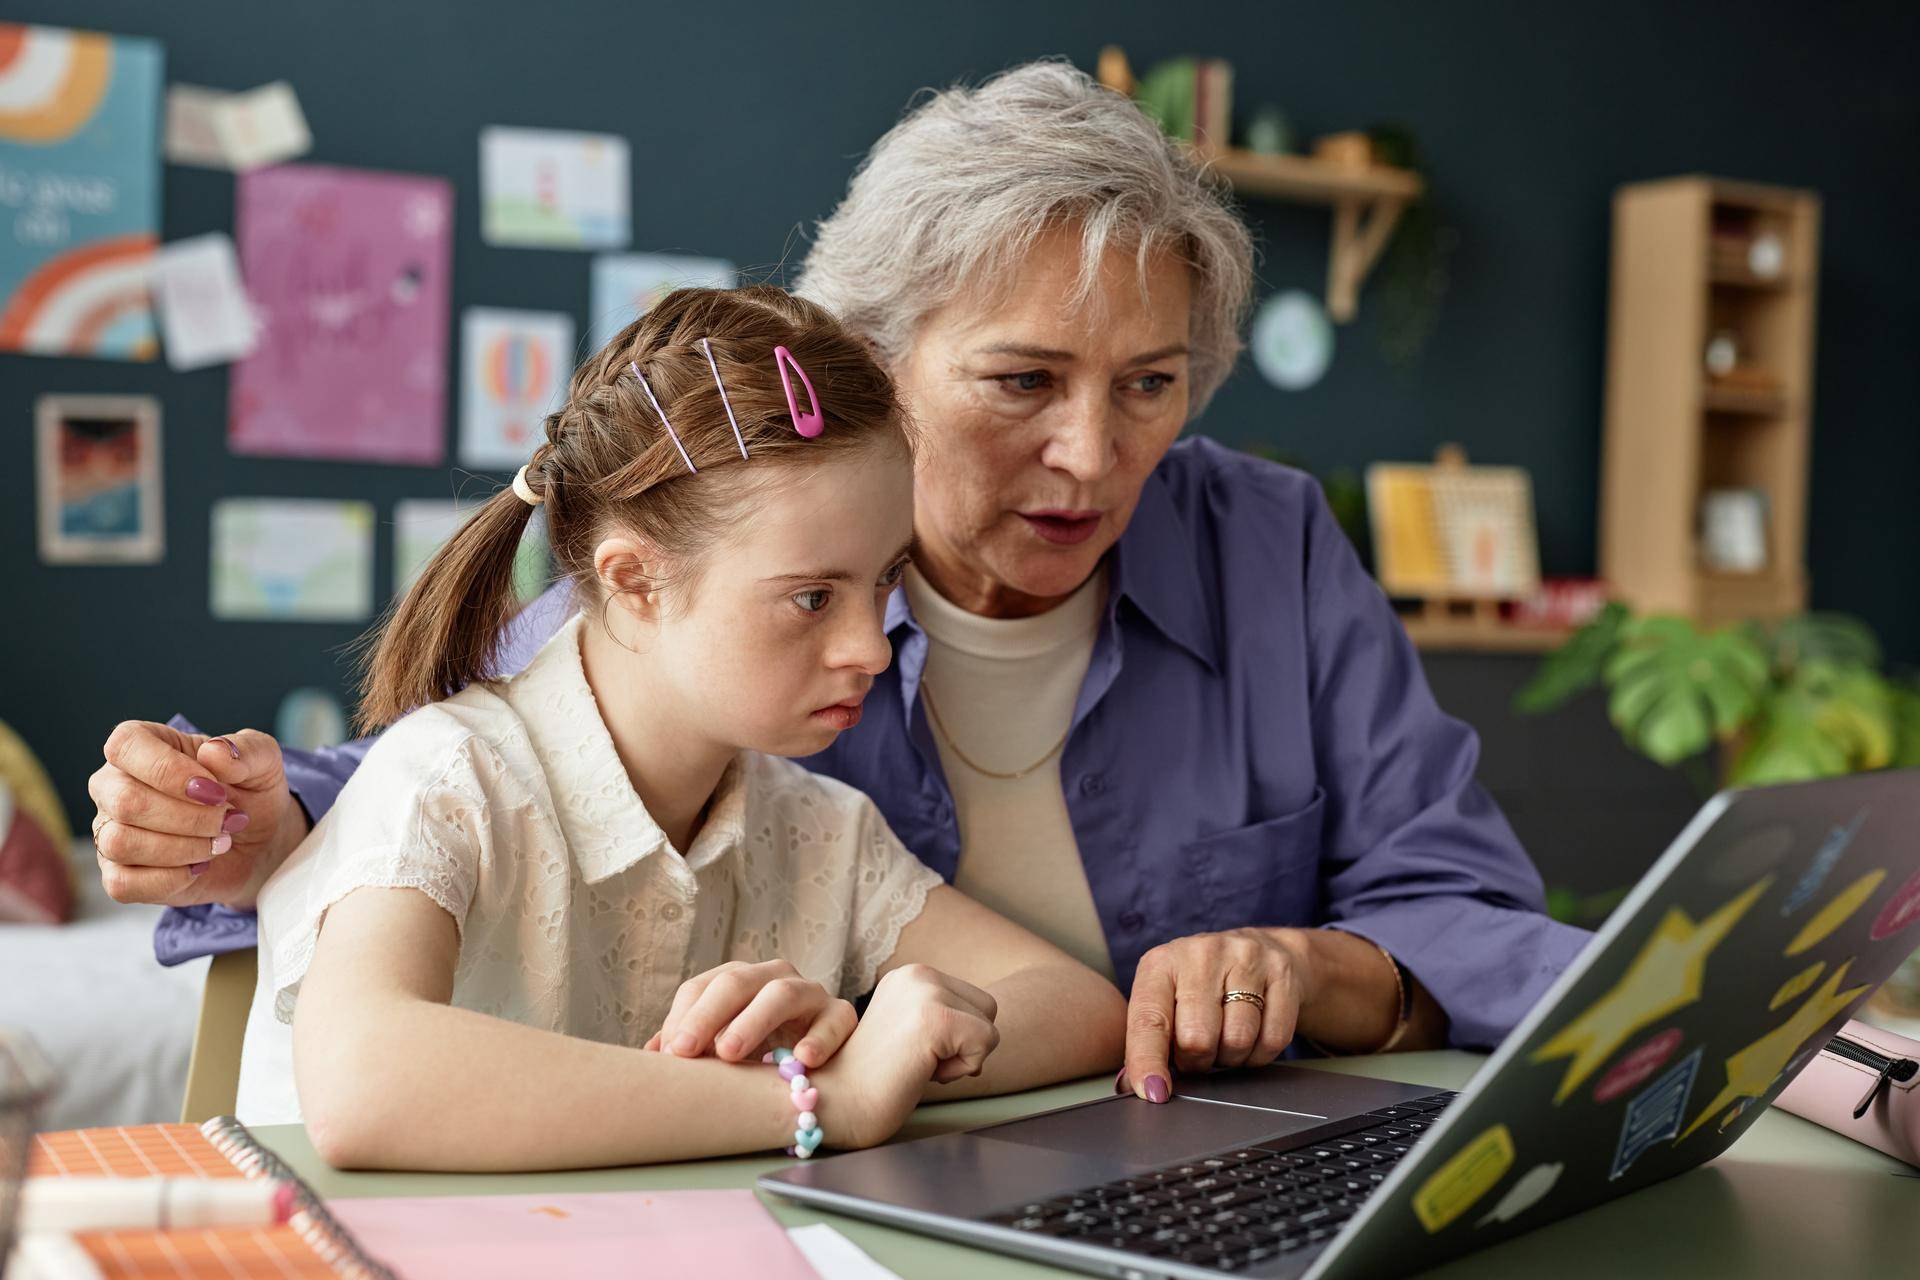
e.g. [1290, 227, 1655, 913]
[229, 164, 452, 463]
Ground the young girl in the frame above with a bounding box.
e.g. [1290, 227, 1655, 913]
[235, 286, 1127, 1170]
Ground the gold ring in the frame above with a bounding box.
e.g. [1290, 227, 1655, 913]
[1222, 990, 1265, 1011]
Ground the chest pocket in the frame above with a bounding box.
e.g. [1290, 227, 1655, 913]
[1175, 788, 1325, 934]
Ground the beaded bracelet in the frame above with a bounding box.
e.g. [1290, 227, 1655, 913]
[766, 1048, 823, 1158]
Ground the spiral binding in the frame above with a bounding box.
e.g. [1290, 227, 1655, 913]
[200, 1116, 398, 1280]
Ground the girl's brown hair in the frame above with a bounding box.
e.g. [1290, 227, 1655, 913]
[355, 285, 907, 732]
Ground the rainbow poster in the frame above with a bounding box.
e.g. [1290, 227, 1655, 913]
[0, 23, 163, 360]
[458, 307, 574, 469]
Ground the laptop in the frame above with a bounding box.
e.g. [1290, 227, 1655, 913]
[760, 768, 1920, 1278]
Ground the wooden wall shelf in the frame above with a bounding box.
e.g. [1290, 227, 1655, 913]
[1191, 143, 1425, 323]
[1599, 176, 1821, 625]
[1401, 616, 1571, 654]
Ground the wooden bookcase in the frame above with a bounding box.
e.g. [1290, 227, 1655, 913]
[1599, 176, 1822, 624]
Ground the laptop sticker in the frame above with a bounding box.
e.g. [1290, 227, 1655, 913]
[1869, 866, 1920, 941]
[1530, 878, 1771, 1103]
[1783, 869, 1886, 955]
[1474, 1162, 1563, 1229]
[1767, 961, 1826, 1011]
[1679, 960, 1870, 1141]
[1778, 811, 1866, 914]
[1411, 1123, 1513, 1233]
[1706, 822, 1794, 887]
[1591, 1027, 1684, 1104]
[1608, 1047, 1701, 1180]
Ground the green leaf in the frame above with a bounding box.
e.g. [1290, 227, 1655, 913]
[1762, 613, 1883, 676]
[1513, 602, 1629, 715]
[1602, 616, 1768, 765]
[1133, 58, 1197, 141]
[1730, 663, 1897, 784]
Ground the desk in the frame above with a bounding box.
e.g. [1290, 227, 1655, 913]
[255, 1052, 1919, 1278]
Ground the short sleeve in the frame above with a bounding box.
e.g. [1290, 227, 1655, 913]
[838, 797, 943, 997]
[256, 708, 498, 1025]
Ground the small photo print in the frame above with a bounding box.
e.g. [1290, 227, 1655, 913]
[35, 394, 164, 564]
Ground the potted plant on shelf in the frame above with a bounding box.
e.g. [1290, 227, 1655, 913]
[1515, 607, 1920, 1022]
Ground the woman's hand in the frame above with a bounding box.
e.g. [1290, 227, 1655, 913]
[809, 963, 1001, 1149]
[1120, 928, 1311, 1102]
[90, 721, 308, 909]
[644, 959, 858, 1070]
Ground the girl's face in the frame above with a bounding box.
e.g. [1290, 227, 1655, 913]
[615, 446, 916, 759]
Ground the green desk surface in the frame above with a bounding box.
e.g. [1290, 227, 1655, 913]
[254, 1052, 1920, 1278]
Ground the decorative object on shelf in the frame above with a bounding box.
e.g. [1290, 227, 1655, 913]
[1368, 446, 1541, 602]
[1312, 131, 1373, 170]
[274, 688, 349, 756]
[1704, 330, 1740, 378]
[1249, 289, 1334, 391]
[1512, 578, 1610, 633]
[1364, 124, 1451, 367]
[1129, 55, 1233, 150]
[1601, 177, 1820, 625]
[1700, 488, 1770, 574]
[1095, 45, 1135, 96]
[34, 394, 163, 566]
[1747, 231, 1785, 279]
[1243, 105, 1293, 155]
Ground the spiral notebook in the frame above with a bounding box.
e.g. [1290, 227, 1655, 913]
[24, 1117, 392, 1279]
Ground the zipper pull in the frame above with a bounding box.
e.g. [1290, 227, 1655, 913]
[1853, 1056, 1920, 1120]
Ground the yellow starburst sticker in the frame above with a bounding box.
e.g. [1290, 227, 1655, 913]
[1530, 878, 1771, 1104]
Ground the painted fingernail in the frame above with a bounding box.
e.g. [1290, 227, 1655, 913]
[1114, 1068, 1131, 1094]
[222, 810, 251, 834]
[211, 834, 233, 856]
[1145, 1075, 1171, 1104]
[185, 777, 227, 806]
[211, 737, 241, 760]
[188, 861, 210, 878]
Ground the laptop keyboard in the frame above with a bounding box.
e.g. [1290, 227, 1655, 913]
[984, 1090, 1458, 1273]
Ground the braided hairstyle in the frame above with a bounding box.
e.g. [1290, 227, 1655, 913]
[355, 285, 909, 732]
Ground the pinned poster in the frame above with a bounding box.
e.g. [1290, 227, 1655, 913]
[35, 394, 163, 565]
[590, 252, 735, 349]
[0, 23, 163, 360]
[211, 498, 374, 622]
[166, 81, 310, 171]
[229, 164, 452, 464]
[481, 126, 630, 249]
[152, 233, 257, 370]
[459, 308, 573, 469]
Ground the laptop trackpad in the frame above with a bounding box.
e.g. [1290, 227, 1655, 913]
[977, 1094, 1327, 1169]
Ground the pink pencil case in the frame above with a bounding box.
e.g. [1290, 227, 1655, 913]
[1773, 1017, 1920, 1168]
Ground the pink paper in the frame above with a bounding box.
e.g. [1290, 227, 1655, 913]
[229, 163, 452, 464]
[329, 1189, 818, 1279]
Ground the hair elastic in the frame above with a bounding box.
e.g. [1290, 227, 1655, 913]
[511, 465, 544, 506]
[700, 338, 751, 461]
[772, 346, 825, 438]
[629, 360, 699, 474]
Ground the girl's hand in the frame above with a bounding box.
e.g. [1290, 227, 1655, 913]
[643, 959, 857, 1070]
[809, 964, 1001, 1149]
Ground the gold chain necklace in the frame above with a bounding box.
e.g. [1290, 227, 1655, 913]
[917, 678, 1070, 781]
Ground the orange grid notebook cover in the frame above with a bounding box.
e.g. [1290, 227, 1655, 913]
[25, 1119, 390, 1279]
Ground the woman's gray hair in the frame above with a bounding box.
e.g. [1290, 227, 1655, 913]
[796, 59, 1255, 419]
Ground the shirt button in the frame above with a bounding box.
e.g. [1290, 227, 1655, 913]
[660, 902, 684, 922]
[1119, 910, 1145, 931]
[1078, 773, 1105, 796]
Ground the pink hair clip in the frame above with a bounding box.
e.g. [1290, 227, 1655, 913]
[773, 345, 824, 439]
[700, 338, 750, 461]
[629, 360, 698, 475]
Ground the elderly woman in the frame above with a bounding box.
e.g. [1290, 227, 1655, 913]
[91, 61, 1586, 1103]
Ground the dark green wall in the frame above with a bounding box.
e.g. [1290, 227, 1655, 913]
[3, 1, 1915, 837]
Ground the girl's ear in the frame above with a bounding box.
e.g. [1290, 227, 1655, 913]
[593, 534, 665, 622]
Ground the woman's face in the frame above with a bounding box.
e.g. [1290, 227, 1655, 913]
[890, 226, 1193, 618]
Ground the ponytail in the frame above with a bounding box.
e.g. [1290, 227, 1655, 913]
[352, 485, 538, 734]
